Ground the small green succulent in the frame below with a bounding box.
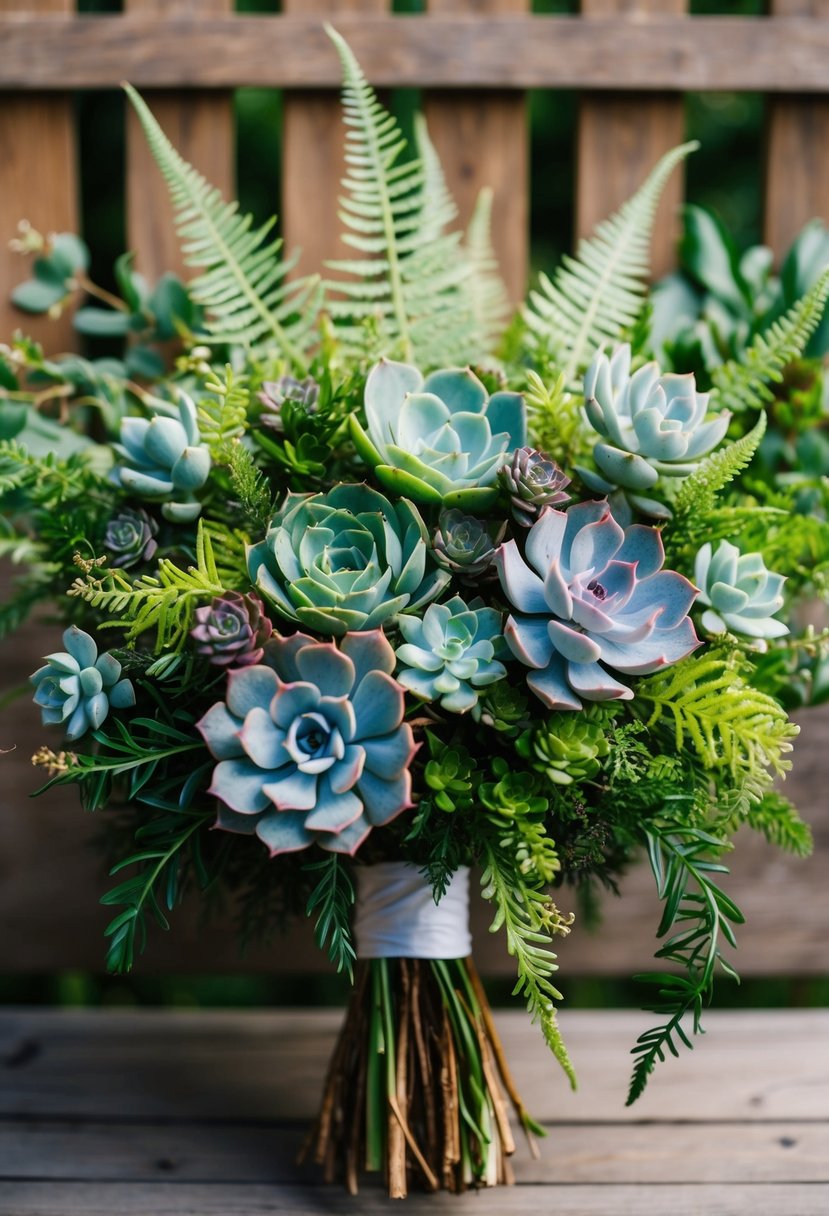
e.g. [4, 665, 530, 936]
[396, 595, 507, 713]
[113, 393, 212, 522]
[517, 715, 610, 786]
[31, 626, 135, 741]
[350, 358, 526, 511]
[694, 540, 788, 645]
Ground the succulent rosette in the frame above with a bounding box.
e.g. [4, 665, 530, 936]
[257, 375, 319, 431]
[396, 596, 507, 713]
[30, 626, 135, 741]
[578, 344, 731, 499]
[518, 715, 610, 786]
[432, 509, 505, 580]
[191, 591, 273, 668]
[196, 630, 416, 856]
[496, 501, 700, 710]
[499, 447, 571, 525]
[694, 541, 788, 643]
[350, 358, 527, 510]
[247, 484, 449, 635]
[112, 393, 211, 522]
[103, 507, 159, 569]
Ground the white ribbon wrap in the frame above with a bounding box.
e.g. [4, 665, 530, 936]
[354, 862, 472, 960]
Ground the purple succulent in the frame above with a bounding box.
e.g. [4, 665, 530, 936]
[103, 507, 159, 569]
[499, 447, 571, 526]
[257, 375, 319, 431]
[495, 501, 700, 710]
[191, 591, 273, 668]
[196, 630, 417, 856]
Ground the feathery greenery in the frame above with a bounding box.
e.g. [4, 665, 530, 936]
[304, 854, 356, 980]
[461, 185, 512, 350]
[124, 85, 318, 368]
[672, 413, 767, 520]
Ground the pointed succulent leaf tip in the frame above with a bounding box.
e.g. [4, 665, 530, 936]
[497, 501, 698, 710]
[202, 634, 413, 858]
[354, 358, 527, 508]
[30, 628, 135, 741]
[112, 392, 211, 520]
[694, 540, 788, 647]
[581, 343, 731, 500]
[246, 484, 448, 635]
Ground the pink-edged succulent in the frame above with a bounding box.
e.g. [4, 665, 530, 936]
[196, 630, 417, 857]
[191, 591, 273, 669]
[495, 501, 700, 710]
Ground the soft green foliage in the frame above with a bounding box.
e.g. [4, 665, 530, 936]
[480, 839, 576, 1089]
[711, 268, 829, 413]
[524, 369, 585, 467]
[735, 790, 813, 858]
[672, 412, 767, 521]
[324, 28, 482, 367]
[124, 85, 318, 367]
[304, 855, 356, 980]
[224, 442, 275, 534]
[628, 824, 743, 1105]
[197, 366, 249, 454]
[525, 142, 697, 387]
[67, 521, 231, 652]
[461, 186, 512, 350]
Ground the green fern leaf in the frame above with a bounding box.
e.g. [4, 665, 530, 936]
[461, 186, 512, 350]
[124, 85, 318, 368]
[712, 268, 829, 412]
[525, 142, 697, 387]
[324, 27, 482, 366]
[673, 412, 767, 519]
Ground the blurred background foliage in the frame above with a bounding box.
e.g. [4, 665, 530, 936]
[9, 0, 813, 1009]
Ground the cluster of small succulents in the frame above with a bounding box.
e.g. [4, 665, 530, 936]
[31, 626, 135, 741]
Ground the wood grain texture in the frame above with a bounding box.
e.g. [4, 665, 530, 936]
[577, 1, 687, 279]
[281, 0, 388, 281]
[125, 0, 234, 287]
[0, 1009, 827, 1213]
[764, 1, 829, 261]
[3, 15, 829, 91]
[422, 0, 528, 305]
[0, 0, 77, 356]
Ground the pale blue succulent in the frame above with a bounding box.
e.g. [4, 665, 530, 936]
[30, 626, 135, 741]
[197, 630, 416, 856]
[113, 393, 211, 523]
[496, 501, 700, 710]
[694, 541, 788, 643]
[350, 358, 527, 511]
[396, 595, 507, 713]
[578, 344, 731, 500]
[247, 484, 449, 636]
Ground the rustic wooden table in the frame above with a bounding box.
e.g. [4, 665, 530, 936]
[1, 1007, 827, 1214]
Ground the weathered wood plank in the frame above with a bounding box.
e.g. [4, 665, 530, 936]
[577, 1, 686, 279]
[4, 15, 829, 91]
[764, 1, 829, 261]
[125, 0, 234, 287]
[2, 1010, 827, 1124]
[3, 1119, 826, 1185]
[281, 0, 388, 281]
[2, 1180, 828, 1216]
[422, 0, 528, 305]
[0, 0, 77, 356]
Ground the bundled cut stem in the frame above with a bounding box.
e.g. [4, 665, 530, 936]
[301, 956, 539, 1197]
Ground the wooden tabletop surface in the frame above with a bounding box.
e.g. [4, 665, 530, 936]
[1, 1007, 828, 1214]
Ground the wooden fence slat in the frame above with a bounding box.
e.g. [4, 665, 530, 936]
[764, 0, 829, 261]
[422, 0, 528, 306]
[6, 15, 829, 92]
[0, 0, 77, 356]
[281, 0, 389, 283]
[125, 0, 234, 287]
[577, 0, 687, 280]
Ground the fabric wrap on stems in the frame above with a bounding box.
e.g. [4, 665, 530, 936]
[354, 862, 472, 960]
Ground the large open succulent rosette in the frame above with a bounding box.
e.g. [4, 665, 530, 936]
[2, 30, 821, 1202]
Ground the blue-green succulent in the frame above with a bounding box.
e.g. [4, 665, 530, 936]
[496, 501, 700, 710]
[694, 541, 788, 644]
[350, 358, 527, 511]
[396, 595, 507, 713]
[31, 626, 135, 741]
[197, 630, 416, 856]
[432, 509, 505, 581]
[578, 344, 731, 502]
[113, 393, 211, 522]
[247, 484, 450, 636]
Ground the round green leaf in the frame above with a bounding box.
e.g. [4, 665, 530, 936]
[73, 307, 133, 337]
[11, 278, 65, 313]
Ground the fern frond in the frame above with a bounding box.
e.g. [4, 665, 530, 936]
[124, 85, 318, 368]
[525, 142, 697, 387]
[324, 28, 482, 367]
[712, 268, 829, 412]
[197, 365, 249, 454]
[461, 186, 512, 350]
[673, 413, 767, 519]
[304, 854, 356, 980]
[736, 790, 814, 857]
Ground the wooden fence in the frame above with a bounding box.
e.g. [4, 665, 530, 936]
[1, 0, 828, 977]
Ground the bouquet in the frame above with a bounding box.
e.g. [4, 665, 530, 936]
[2, 29, 827, 1199]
